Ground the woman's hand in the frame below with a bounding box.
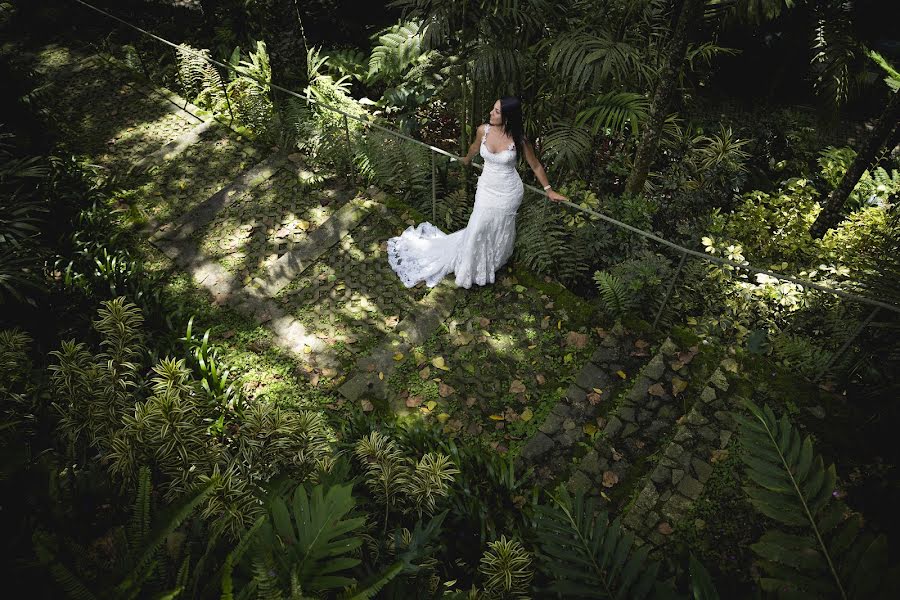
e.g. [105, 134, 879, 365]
[460, 155, 471, 166]
[546, 189, 567, 202]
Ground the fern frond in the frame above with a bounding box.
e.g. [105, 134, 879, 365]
[118, 479, 216, 596]
[738, 400, 895, 599]
[593, 271, 637, 318]
[533, 487, 660, 598]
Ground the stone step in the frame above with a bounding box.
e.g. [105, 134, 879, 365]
[516, 323, 657, 483]
[622, 358, 746, 548]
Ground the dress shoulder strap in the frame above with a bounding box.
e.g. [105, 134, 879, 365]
[482, 123, 490, 142]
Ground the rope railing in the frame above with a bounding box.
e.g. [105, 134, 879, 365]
[70, 0, 900, 360]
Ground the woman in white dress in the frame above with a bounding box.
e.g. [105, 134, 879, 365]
[387, 96, 567, 289]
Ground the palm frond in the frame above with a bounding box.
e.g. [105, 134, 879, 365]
[533, 487, 661, 598]
[738, 400, 897, 598]
[575, 92, 649, 137]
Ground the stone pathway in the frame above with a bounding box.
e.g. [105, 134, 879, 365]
[29, 41, 746, 552]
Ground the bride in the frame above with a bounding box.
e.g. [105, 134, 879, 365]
[387, 96, 567, 289]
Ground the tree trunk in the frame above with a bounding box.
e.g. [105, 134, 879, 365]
[624, 0, 704, 196]
[809, 90, 900, 238]
[257, 0, 306, 88]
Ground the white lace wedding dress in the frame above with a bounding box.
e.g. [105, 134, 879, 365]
[387, 124, 524, 289]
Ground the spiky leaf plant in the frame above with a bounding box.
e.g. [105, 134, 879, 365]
[479, 535, 533, 599]
[738, 400, 899, 599]
[532, 487, 661, 598]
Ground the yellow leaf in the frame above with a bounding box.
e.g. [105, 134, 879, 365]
[557, 320, 562, 330]
[393, 352, 404, 361]
[303, 345, 312, 354]
[378, 371, 384, 380]
[431, 356, 449, 371]
[721, 358, 739, 373]
[437, 413, 450, 423]
[520, 408, 534, 422]
[672, 377, 688, 395]
[616, 370, 627, 379]
[563, 353, 573, 364]
[489, 414, 505, 421]
[592, 388, 603, 394]
[426, 400, 438, 410]
[583, 423, 597, 435]
[527, 344, 537, 350]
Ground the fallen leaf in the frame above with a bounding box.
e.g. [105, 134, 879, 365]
[384, 315, 400, 328]
[437, 413, 450, 423]
[592, 387, 603, 394]
[711, 449, 729, 464]
[322, 367, 338, 378]
[583, 423, 597, 435]
[677, 350, 696, 365]
[648, 383, 665, 396]
[586, 392, 602, 405]
[612, 450, 623, 462]
[528, 344, 538, 350]
[479, 317, 491, 328]
[406, 396, 424, 408]
[535, 374, 546, 385]
[489, 414, 505, 421]
[431, 356, 450, 371]
[455, 332, 474, 346]
[557, 320, 562, 330]
[658, 522, 674, 535]
[303, 345, 312, 354]
[509, 379, 526, 394]
[635, 339, 649, 349]
[310, 373, 320, 387]
[670, 360, 685, 371]
[594, 327, 608, 338]
[419, 366, 431, 380]
[721, 358, 739, 373]
[541, 316, 551, 329]
[465, 397, 477, 407]
[602, 471, 619, 487]
[616, 370, 627, 379]
[504, 407, 520, 422]
[521, 407, 534, 422]
[361, 400, 374, 412]
[426, 400, 438, 411]
[439, 382, 455, 398]
[393, 352, 404, 361]
[378, 371, 384, 380]
[672, 377, 688, 395]
[565, 331, 589, 349]
[366, 363, 376, 373]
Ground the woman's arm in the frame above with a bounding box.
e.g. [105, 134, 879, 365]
[523, 140, 567, 202]
[460, 124, 485, 165]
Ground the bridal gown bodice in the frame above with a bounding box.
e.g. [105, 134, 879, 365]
[387, 124, 524, 289]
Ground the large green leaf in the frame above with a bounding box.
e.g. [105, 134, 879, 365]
[533, 487, 660, 599]
[739, 400, 897, 599]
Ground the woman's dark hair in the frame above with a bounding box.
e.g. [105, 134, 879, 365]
[499, 96, 525, 156]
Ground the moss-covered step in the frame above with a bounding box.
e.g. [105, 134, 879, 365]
[194, 162, 357, 286]
[375, 270, 601, 451]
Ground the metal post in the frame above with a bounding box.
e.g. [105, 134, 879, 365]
[134, 45, 152, 81]
[218, 67, 235, 123]
[653, 250, 688, 330]
[342, 114, 355, 180]
[815, 306, 879, 381]
[431, 152, 437, 223]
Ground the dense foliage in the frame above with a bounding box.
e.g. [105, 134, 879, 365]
[2, 0, 899, 598]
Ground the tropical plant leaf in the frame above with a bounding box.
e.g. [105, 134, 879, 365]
[533, 487, 661, 598]
[738, 400, 896, 599]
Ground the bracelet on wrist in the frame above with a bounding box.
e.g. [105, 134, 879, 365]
[543, 184, 552, 191]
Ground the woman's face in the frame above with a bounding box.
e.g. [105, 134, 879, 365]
[489, 100, 502, 125]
